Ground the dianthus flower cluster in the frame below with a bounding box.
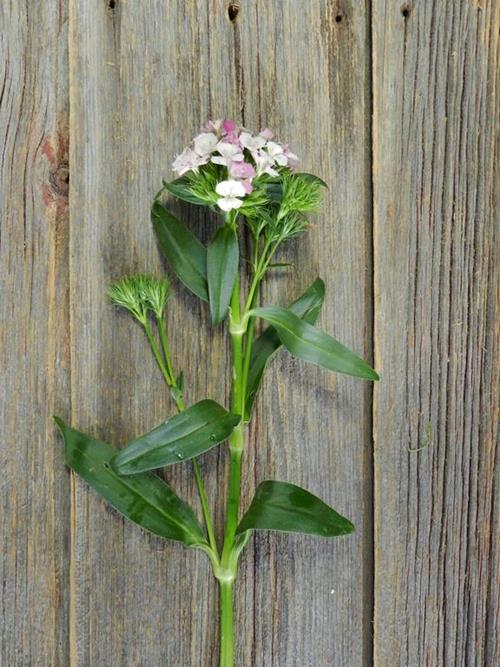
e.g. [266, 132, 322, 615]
[172, 119, 298, 212]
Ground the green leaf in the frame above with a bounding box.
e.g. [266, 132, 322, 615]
[54, 417, 206, 547]
[111, 400, 240, 475]
[163, 177, 207, 206]
[151, 201, 208, 301]
[207, 225, 239, 325]
[236, 480, 354, 537]
[244, 278, 325, 420]
[249, 306, 379, 381]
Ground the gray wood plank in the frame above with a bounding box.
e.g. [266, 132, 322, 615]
[69, 2, 236, 665]
[0, 2, 71, 665]
[69, 1, 373, 665]
[372, 2, 499, 665]
[237, 2, 374, 666]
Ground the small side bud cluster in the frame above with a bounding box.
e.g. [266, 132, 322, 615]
[108, 275, 170, 323]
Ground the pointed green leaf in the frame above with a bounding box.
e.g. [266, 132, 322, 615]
[163, 177, 207, 206]
[111, 400, 240, 475]
[236, 481, 354, 537]
[244, 278, 325, 420]
[249, 306, 379, 381]
[54, 417, 206, 547]
[151, 201, 208, 300]
[207, 225, 239, 325]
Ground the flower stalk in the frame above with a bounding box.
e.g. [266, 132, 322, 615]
[57, 120, 379, 667]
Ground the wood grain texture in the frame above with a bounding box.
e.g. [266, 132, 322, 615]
[372, 1, 499, 665]
[237, 2, 374, 665]
[0, 1, 70, 665]
[69, 2, 235, 665]
[69, 1, 373, 665]
[2, 0, 498, 665]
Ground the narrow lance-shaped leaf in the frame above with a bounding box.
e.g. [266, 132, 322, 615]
[54, 418, 206, 547]
[151, 201, 208, 301]
[236, 480, 355, 537]
[111, 399, 240, 475]
[207, 225, 239, 325]
[244, 278, 326, 421]
[249, 306, 379, 381]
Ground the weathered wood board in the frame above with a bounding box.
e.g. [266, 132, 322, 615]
[0, 2, 71, 666]
[372, 1, 499, 665]
[1, 1, 497, 665]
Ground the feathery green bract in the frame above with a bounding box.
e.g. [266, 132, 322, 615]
[108, 274, 170, 321]
[280, 171, 324, 216]
[184, 163, 220, 206]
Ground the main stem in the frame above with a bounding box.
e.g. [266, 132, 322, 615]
[217, 239, 273, 666]
[217, 275, 246, 667]
[218, 580, 234, 667]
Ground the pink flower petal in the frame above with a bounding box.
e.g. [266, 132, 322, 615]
[230, 161, 256, 180]
[222, 119, 237, 134]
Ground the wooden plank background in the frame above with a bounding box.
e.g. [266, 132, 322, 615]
[1, 1, 497, 665]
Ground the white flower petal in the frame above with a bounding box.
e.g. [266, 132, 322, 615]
[217, 197, 243, 212]
[240, 132, 266, 151]
[266, 141, 284, 157]
[193, 132, 218, 155]
[274, 153, 288, 166]
[216, 180, 246, 197]
[211, 155, 228, 166]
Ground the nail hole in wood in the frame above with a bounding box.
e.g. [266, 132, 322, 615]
[401, 4, 411, 18]
[335, 14, 343, 23]
[228, 3, 239, 22]
[108, 0, 116, 9]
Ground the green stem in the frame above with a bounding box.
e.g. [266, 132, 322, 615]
[218, 579, 234, 667]
[217, 231, 278, 664]
[150, 313, 219, 559]
[143, 319, 173, 386]
[221, 426, 243, 564]
[156, 314, 176, 384]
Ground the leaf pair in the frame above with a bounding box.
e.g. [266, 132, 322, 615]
[55, 400, 239, 548]
[55, 418, 207, 547]
[152, 202, 238, 325]
[244, 279, 379, 419]
[57, 415, 354, 545]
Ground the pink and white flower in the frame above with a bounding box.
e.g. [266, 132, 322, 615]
[211, 141, 244, 167]
[254, 152, 279, 177]
[215, 180, 247, 212]
[239, 131, 266, 156]
[172, 120, 300, 202]
[193, 132, 218, 156]
[230, 161, 256, 194]
[172, 147, 208, 176]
